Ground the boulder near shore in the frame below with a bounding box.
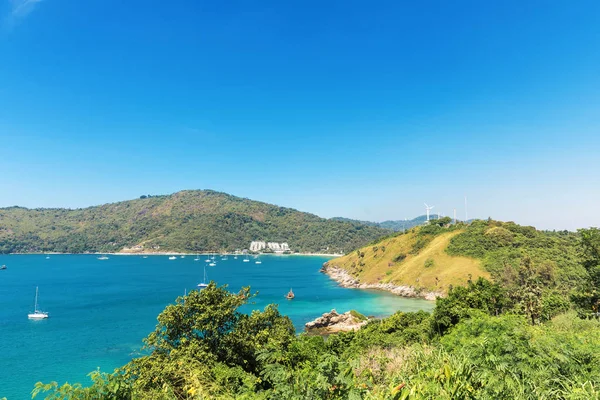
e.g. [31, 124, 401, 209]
[305, 309, 368, 334]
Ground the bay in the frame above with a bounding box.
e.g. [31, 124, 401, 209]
[0, 254, 433, 399]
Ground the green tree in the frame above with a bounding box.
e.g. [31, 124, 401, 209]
[573, 228, 600, 317]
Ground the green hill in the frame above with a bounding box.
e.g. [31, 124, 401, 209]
[324, 218, 586, 297]
[332, 215, 447, 231]
[0, 190, 391, 254]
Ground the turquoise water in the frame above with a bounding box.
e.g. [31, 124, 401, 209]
[0, 254, 433, 399]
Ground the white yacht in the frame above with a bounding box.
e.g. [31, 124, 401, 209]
[197, 265, 209, 289]
[168, 256, 177, 260]
[98, 255, 109, 260]
[28, 287, 49, 320]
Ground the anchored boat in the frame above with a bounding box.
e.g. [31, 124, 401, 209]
[28, 287, 49, 319]
[286, 288, 295, 300]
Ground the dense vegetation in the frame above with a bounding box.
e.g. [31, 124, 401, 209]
[22, 222, 600, 399]
[32, 268, 600, 399]
[0, 190, 390, 254]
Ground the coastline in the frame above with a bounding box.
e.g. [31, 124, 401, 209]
[5, 252, 342, 257]
[321, 262, 441, 301]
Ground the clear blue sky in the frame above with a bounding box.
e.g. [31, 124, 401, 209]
[1, 1, 599, 230]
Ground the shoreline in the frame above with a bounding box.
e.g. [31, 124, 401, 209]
[4, 252, 342, 257]
[321, 263, 441, 301]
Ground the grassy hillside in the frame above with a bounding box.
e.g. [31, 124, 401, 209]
[326, 227, 488, 294]
[0, 190, 391, 254]
[326, 218, 587, 296]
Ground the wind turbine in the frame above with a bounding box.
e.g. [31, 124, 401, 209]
[424, 203, 435, 221]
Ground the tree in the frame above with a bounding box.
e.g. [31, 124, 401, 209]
[573, 228, 600, 317]
[513, 256, 543, 324]
[432, 278, 509, 335]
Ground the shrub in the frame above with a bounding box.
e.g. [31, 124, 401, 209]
[393, 253, 407, 263]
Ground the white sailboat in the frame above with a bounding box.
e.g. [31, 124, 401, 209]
[255, 258, 262, 265]
[168, 256, 177, 260]
[194, 254, 200, 261]
[98, 255, 109, 260]
[243, 255, 250, 263]
[28, 287, 49, 319]
[197, 265, 209, 288]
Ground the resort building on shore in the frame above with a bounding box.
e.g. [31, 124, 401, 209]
[250, 241, 291, 253]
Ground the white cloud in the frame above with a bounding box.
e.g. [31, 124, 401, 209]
[11, 0, 42, 17]
[4, 0, 42, 29]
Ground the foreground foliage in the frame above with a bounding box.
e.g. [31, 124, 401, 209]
[34, 280, 600, 399]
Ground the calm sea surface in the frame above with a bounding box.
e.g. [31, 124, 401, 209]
[0, 254, 433, 399]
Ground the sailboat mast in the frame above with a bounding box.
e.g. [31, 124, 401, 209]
[34, 287, 39, 312]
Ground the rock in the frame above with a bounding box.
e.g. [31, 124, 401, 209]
[321, 263, 442, 301]
[305, 309, 368, 333]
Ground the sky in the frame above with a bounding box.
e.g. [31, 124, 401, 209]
[1, 0, 599, 230]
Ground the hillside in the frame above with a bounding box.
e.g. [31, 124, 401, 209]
[332, 215, 441, 231]
[0, 190, 391, 254]
[324, 218, 586, 298]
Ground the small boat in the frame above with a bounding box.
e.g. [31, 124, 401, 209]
[180, 255, 185, 259]
[285, 288, 295, 300]
[194, 254, 200, 261]
[255, 259, 262, 264]
[28, 287, 49, 319]
[243, 255, 250, 263]
[209, 262, 216, 267]
[168, 256, 177, 260]
[197, 265, 209, 289]
[0, 265, 6, 270]
[97, 255, 109, 260]
[143, 256, 148, 259]
[234, 256, 238, 260]
[45, 256, 50, 259]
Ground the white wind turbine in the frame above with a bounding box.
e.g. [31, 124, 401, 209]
[424, 203, 435, 221]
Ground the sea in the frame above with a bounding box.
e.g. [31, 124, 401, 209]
[0, 254, 433, 399]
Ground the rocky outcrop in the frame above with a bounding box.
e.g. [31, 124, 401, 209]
[321, 263, 442, 301]
[305, 309, 368, 333]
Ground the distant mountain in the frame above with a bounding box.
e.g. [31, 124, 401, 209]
[332, 215, 433, 232]
[0, 190, 391, 254]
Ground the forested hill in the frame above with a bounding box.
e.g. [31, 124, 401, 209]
[0, 190, 391, 254]
[332, 215, 436, 231]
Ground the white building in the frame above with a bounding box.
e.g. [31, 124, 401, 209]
[250, 241, 291, 253]
[250, 241, 266, 252]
